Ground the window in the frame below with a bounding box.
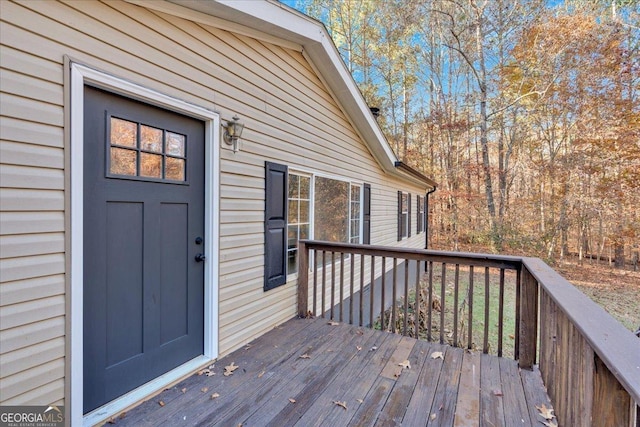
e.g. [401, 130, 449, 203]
[287, 174, 310, 275]
[398, 191, 411, 240]
[285, 173, 364, 276]
[266, 162, 370, 288]
[108, 116, 187, 182]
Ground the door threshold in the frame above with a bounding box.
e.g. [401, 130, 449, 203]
[83, 355, 212, 426]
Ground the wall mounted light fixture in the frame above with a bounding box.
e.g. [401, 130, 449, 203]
[223, 115, 244, 152]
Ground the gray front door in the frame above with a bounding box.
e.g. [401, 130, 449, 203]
[83, 86, 205, 413]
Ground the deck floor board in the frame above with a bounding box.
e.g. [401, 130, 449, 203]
[113, 317, 551, 427]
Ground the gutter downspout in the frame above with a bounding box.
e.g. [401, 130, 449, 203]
[425, 187, 437, 249]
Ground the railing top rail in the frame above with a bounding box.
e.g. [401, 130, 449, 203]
[522, 257, 640, 405]
[299, 240, 523, 270]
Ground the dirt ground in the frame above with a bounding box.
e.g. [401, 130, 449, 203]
[555, 259, 640, 333]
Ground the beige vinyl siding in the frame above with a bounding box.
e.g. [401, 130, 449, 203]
[0, 0, 66, 405]
[0, 0, 431, 409]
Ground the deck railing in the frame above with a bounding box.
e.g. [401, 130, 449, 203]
[296, 240, 640, 427]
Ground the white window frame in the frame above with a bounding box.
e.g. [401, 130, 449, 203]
[286, 171, 312, 279]
[349, 183, 363, 244]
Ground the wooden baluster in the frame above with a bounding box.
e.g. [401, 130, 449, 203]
[339, 252, 344, 322]
[468, 265, 474, 350]
[370, 255, 375, 329]
[297, 241, 308, 318]
[349, 254, 355, 325]
[392, 258, 397, 333]
[453, 264, 460, 347]
[415, 260, 421, 338]
[312, 249, 317, 317]
[380, 257, 386, 331]
[440, 263, 446, 344]
[403, 260, 409, 336]
[498, 269, 505, 357]
[359, 254, 364, 327]
[321, 251, 326, 318]
[514, 268, 521, 360]
[484, 267, 490, 354]
[427, 261, 433, 341]
[330, 252, 335, 320]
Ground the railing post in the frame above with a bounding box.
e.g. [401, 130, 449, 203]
[519, 265, 538, 370]
[297, 241, 309, 318]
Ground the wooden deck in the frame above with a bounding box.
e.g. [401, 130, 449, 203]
[111, 317, 552, 426]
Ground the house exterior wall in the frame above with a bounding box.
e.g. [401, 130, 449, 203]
[0, 0, 428, 410]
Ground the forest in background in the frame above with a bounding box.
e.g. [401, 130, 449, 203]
[287, 0, 639, 268]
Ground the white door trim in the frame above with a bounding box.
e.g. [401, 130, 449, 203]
[69, 63, 220, 426]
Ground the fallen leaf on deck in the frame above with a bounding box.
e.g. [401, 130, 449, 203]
[201, 387, 209, 393]
[289, 398, 296, 404]
[210, 393, 220, 400]
[258, 370, 265, 378]
[493, 390, 503, 396]
[398, 360, 411, 369]
[430, 351, 444, 360]
[357, 399, 364, 404]
[542, 420, 558, 427]
[430, 413, 437, 421]
[224, 362, 239, 376]
[370, 346, 378, 352]
[536, 403, 555, 420]
[333, 400, 347, 410]
[328, 321, 340, 326]
[299, 353, 311, 359]
[356, 346, 362, 351]
[509, 334, 515, 340]
[181, 387, 187, 393]
[356, 329, 364, 335]
[158, 401, 165, 407]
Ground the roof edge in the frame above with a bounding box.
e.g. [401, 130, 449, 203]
[394, 161, 437, 189]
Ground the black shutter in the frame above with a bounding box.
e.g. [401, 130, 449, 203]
[264, 162, 288, 291]
[397, 191, 402, 241]
[408, 193, 412, 237]
[417, 195, 423, 233]
[363, 184, 371, 244]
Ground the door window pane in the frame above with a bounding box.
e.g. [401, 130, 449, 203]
[140, 153, 162, 178]
[110, 118, 137, 147]
[166, 132, 185, 156]
[166, 158, 185, 181]
[110, 147, 137, 176]
[108, 116, 187, 182]
[141, 125, 163, 152]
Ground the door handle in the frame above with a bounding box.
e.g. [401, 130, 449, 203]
[195, 253, 206, 262]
